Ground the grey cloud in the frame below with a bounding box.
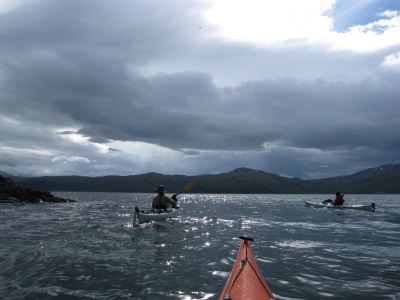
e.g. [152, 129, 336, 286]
[1, 0, 399, 179]
[57, 130, 77, 135]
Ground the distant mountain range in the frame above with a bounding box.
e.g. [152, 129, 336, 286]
[2, 164, 400, 194]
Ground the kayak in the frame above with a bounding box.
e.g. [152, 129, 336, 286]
[219, 236, 275, 300]
[133, 206, 178, 224]
[132, 182, 195, 225]
[305, 201, 375, 212]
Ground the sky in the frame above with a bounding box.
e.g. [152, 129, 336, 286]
[1, 0, 400, 180]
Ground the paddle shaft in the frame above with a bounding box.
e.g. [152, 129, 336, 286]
[173, 182, 196, 197]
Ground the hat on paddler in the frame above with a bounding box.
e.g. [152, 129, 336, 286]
[155, 185, 165, 192]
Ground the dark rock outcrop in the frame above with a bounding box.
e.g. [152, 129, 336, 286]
[0, 175, 76, 204]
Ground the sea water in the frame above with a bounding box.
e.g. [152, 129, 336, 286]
[1, 193, 399, 299]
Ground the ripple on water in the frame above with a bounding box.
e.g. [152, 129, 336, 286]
[1, 193, 400, 299]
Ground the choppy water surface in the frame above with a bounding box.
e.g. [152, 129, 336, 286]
[1, 193, 400, 299]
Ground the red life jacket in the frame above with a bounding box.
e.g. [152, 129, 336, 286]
[335, 195, 345, 205]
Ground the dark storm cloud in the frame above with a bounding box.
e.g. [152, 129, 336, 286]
[60, 70, 400, 175]
[0, 0, 399, 178]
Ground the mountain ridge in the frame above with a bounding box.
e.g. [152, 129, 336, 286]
[3, 164, 400, 194]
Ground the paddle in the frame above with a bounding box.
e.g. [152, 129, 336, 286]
[171, 182, 196, 208]
[172, 181, 196, 198]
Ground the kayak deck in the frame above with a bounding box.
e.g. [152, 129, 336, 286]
[133, 206, 178, 224]
[219, 236, 275, 300]
[305, 201, 375, 211]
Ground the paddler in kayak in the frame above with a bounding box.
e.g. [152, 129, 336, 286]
[152, 185, 178, 212]
[332, 192, 345, 206]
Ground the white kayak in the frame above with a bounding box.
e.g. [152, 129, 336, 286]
[305, 201, 375, 212]
[133, 206, 179, 224]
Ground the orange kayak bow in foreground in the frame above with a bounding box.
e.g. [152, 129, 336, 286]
[219, 236, 275, 300]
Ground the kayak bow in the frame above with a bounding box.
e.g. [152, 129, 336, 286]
[219, 236, 275, 300]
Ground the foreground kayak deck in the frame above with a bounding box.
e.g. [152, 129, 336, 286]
[133, 206, 178, 224]
[305, 201, 375, 212]
[219, 236, 275, 300]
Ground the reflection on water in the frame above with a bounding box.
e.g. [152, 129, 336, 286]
[1, 193, 400, 299]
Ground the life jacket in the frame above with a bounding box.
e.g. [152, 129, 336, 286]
[336, 195, 345, 205]
[153, 194, 165, 206]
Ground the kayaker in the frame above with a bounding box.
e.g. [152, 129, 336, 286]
[332, 192, 345, 206]
[152, 185, 177, 211]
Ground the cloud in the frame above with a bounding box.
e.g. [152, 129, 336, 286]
[204, 0, 335, 44]
[0, 0, 399, 179]
[204, 0, 400, 52]
[382, 50, 400, 68]
[52, 156, 91, 163]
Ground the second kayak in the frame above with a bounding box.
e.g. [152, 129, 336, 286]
[219, 236, 275, 300]
[305, 201, 375, 211]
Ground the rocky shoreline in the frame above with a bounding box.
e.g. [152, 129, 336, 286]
[0, 175, 76, 204]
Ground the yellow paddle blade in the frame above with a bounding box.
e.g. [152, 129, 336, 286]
[174, 182, 196, 197]
[182, 182, 196, 192]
